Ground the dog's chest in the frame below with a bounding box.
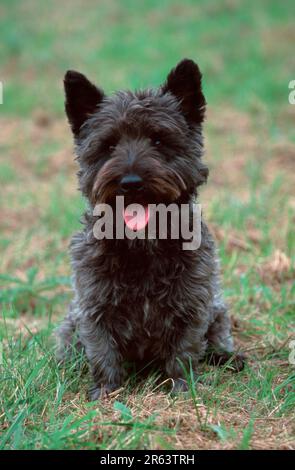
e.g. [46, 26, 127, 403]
[104, 251, 188, 354]
[110, 286, 178, 357]
[122, 297, 176, 361]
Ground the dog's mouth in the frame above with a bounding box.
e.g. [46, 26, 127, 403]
[123, 205, 150, 231]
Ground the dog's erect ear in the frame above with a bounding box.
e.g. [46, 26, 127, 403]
[64, 70, 104, 135]
[162, 59, 206, 125]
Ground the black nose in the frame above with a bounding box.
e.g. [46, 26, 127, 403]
[120, 174, 143, 192]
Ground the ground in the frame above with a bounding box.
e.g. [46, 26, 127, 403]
[0, 0, 294, 450]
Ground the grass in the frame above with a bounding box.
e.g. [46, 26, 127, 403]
[0, 0, 294, 450]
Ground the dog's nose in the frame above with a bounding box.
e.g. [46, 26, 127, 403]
[120, 174, 143, 192]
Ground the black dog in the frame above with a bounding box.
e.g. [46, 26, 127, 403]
[56, 59, 245, 400]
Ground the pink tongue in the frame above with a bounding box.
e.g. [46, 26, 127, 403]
[123, 206, 150, 231]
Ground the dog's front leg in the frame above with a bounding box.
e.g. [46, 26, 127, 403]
[164, 325, 208, 393]
[79, 317, 125, 400]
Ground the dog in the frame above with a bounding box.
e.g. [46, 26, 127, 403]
[56, 59, 245, 400]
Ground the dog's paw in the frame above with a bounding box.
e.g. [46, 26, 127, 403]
[230, 352, 246, 372]
[88, 383, 120, 401]
[171, 378, 189, 394]
[88, 386, 104, 401]
[207, 350, 246, 372]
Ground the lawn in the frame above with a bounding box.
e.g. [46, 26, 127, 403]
[0, 0, 294, 450]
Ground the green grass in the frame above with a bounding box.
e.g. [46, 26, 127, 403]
[1, 325, 294, 449]
[0, 0, 294, 450]
[1, 0, 295, 122]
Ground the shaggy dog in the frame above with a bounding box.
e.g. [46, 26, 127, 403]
[56, 59, 245, 400]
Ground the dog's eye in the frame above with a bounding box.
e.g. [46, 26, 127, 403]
[101, 137, 118, 154]
[152, 136, 161, 147]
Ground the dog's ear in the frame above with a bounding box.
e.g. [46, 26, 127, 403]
[64, 70, 104, 135]
[162, 59, 206, 125]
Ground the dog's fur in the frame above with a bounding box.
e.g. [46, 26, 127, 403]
[56, 59, 245, 399]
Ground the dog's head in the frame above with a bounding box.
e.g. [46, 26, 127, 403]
[64, 59, 208, 229]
